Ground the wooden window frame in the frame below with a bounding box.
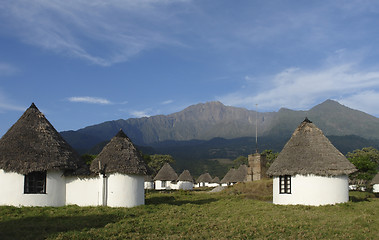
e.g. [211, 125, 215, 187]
[279, 175, 291, 194]
[24, 171, 47, 194]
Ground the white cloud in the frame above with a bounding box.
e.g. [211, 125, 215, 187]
[68, 96, 111, 105]
[0, 0, 190, 66]
[338, 91, 379, 116]
[161, 100, 173, 105]
[218, 61, 379, 115]
[130, 110, 150, 118]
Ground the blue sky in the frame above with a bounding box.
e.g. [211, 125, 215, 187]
[1, 0, 379, 135]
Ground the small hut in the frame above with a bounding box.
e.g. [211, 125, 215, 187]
[267, 118, 357, 206]
[372, 172, 379, 193]
[208, 176, 221, 187]
[176, 170, 194, 190]
[0, 103, 80, 207]
[144, 175, 154, 190]
[233, 165, 249, 183]
[196, 173, 213, 187]
[221, 168, 236, 186]
[154, 163, 178, 190]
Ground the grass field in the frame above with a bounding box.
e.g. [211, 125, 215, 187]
[0, 182, 378, 239]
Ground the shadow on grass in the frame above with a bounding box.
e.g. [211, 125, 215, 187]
[146, 195, 219, 206]
[0, 213, 119, 240]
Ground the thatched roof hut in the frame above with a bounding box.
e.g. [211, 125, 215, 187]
[0, 103, 80, 174]
[267, 118, 356, 177]
[221, 168, 236, 184]
[196, 173, 213, 183]
[154, 163, 178, 181]
[232, 165, 248, 182]
[177, 170, 194, 182]
[372, 172, 379, 185]
[90, 130, 148, 175]
[211, 176, 220, 184]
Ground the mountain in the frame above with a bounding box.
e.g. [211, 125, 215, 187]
[61, 99, 379, 177]
[61, 99, 379, 152]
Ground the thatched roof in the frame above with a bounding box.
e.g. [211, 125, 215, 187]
[267, 118, 357, 177]
[177, 170, 194, 182]
[90, 130, 148, 175]
[196, 173, 213, 183]
[371, 172, 379, 185]
[153, 163, 178, 181]
[221, 168, 236, 184]
[211, 176, 220, 184]
[232, 165, 248, 182]
[145, 175, 153, 182]
[0, 103, 80, 174]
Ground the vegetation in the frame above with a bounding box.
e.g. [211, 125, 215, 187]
[0, 187, 378, 239]
[347, 147, 379, 182]
[144, 154, 175, 175]
[232, 156, 248, 168]
[81, 154, 96, 166]
[261, 149, 279, 167]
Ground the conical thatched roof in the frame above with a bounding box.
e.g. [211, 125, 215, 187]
[232, 165, 248, 182]
[177, 170, 194, 182]
[0, 103, 80, 174]
[211, 176, 220, 184]
[267, 118, 357, 177]
[221, 168, 236, 184]
[196, 173, 213, 183]
[90, 130, 148, 175]
[153, 163, 178, 181]
[371, 172, 379, 185]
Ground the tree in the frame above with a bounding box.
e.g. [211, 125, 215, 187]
[144, 154, 175, 175]
[81, 154, 97, 166]
[347, 147, 379, 182]
[233, 156, 248, 168]
[261, 149, 279, 168]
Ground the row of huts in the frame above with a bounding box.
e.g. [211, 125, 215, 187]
[0, 103, 377, 208]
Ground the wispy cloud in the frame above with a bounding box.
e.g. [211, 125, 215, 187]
[0, 0, 190, 66]
[130, 110, 151, 118]
[218, 58, 379, 116]
[68, 96, 112, 105]
[0, 90, 25, 112]
[161, 100, 173, 105]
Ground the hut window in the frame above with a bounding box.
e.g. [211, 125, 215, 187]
[161, 181, 166, 188]
[279, 175, 291, 194]
[24, 171, 46, 194]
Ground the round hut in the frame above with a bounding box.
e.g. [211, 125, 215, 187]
[196, 173, 213, 187]
[0, 103, 80, 207]
[144, 175, 154, 190]
[176, 170, 194, 190]
[89, 130, 149, 207]
[208, 176, 221, 187]
[221, 168, 237, 186]
[372, 172, 379, 193]
[153, 163, 178, 190]
[267, 118, 357, 206]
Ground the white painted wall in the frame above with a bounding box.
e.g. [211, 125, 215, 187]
[106, 173, 145, 207]
[66, 176, 100, 206]
[0, 169, 66, 207]
[144, 181, 154, 190]
[154, 180, 173, 190]
[207, 183, 220, 188]
[273, 174, 349, 206]
[373, 184, 379, 193]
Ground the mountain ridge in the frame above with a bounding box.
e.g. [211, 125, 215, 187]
[60, 99, 379, 153]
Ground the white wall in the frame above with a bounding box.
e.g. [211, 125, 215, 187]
[154, 180, 173, 190]
[66, 176, 100, 206]
[373, 184, 379, 193]
[273, 174, 349, 206]
[0, 169, 66, 207]
[106, 173, 145, 208]
[144, 181, 154, 190]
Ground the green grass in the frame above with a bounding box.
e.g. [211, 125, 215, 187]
[0, 188, 378, 239]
